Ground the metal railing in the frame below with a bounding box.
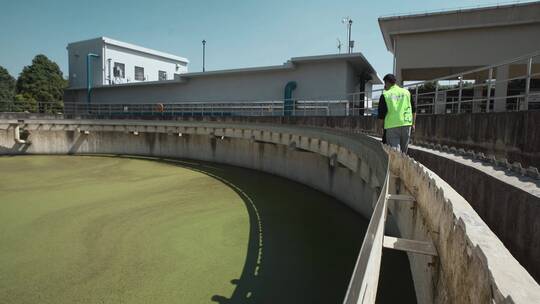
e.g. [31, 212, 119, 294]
[343, 165, 389, 304]
[0, 101, 63, 115]
[378, 0, 536, 19]
[1, 51, 538, 118]
[0, 99, 355, 118]
[65, 99, 353, 118]
[349, 50, 540, 115]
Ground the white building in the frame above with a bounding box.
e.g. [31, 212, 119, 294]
[67, 37, 189, 88]
[65, 53, 381, 115]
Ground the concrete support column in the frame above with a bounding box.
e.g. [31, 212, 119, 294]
[393, 37, 403, 85]
[494, 65, 509, 112]
[434, 91, 447, 114]
[473, 77, 485, 113]
[395, 68, 403, 86]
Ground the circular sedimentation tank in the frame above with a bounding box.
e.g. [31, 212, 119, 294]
[0, 155, 416, 303]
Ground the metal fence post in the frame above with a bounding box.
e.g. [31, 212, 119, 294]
[414, 85, 419, 113]
[434, 81, 439, 114]
[327, 100, 330, 117]
[486, 68, 493, 113]
[457, 76, 463, 114]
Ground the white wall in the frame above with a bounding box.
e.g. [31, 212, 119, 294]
[104, 44, 188, 85]
[67, 39, 188, 89]
[394, 23, 540, 81]
[67, 39, 104, 88]
[66, 60, 360, 104]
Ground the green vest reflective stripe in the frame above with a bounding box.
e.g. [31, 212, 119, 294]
[383, 85, 413, 129]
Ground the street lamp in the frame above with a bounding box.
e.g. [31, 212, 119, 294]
[202, 40, 206, 72]
[86, 53, 99, 105]
[342, 17, 354, 53]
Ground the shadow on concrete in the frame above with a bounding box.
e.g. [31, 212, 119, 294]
[68, 133, 87, 155]
[0, 142, 31, 154]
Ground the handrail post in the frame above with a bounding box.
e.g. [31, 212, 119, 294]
[457, 76, 463, 114]
[486, 68, 493, 112]
[523, 56, 533, 111]
[414, 85, 419, 114]
[434, 81, 439, 114]
[328, 100, 330, 116]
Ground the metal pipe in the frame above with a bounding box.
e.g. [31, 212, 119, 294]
[348, 19, 353, 53]
[202, 40, 206, 72]
[457, 76, 463, 114]
[86, 53, 100, 105]
[107, 58, 112, 85]
[434, 81, 439, 114]
[283, 81, 297, 116]
[414, 85, 419, 114]
[486, 68, 493, 113]
[14, 125, 26, 144]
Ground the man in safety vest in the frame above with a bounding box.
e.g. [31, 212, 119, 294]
[377, 74, 416, 153]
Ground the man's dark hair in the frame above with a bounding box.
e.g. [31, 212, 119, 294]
[383, 73, 397, 84]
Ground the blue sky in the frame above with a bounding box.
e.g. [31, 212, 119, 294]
[0, 0, 535, 78]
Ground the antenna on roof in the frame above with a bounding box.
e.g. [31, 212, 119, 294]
[337, 39, 342, 54]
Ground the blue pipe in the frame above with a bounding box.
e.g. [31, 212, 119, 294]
[283, 81, 297, 116]
[87, 53, 99, 105]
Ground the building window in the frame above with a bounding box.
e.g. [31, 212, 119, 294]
[113, 62, 125, 78]
[158, 70, 167, 81]
[134, 66, 145, 81]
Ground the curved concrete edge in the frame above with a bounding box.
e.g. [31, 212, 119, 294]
[386, 147, 540, 303]
[408, 144, 540, 282]
[0, 119, 389, 221]
[1, 118, 538, 302]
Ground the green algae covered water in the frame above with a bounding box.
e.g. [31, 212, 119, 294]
[0, 155, 415, 303]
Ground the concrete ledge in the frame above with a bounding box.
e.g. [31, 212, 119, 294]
[387, 147, 540, 303]
[408, 144, 540, 283]
[413, 111, 540, 169]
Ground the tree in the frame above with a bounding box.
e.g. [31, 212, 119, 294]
[16, 54, 67, 113]
[0, 66, 16, 111]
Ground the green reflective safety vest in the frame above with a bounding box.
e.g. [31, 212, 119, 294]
[383, 85, 413, 129]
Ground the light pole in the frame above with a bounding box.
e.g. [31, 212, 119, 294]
[202, 40, 206, 72]
[86, 53, 99, 105]
[348, 19, 353, 53]
[342, 17, 353, 53]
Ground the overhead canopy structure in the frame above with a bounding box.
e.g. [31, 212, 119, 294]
[379, 1, 540, 82]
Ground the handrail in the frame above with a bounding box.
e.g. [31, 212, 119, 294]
[1, 51, 538, 117]
[378, 1, 537, 20]
[343, 163, 390, 304]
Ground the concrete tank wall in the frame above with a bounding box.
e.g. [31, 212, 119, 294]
[0, 122, 387, 221]
[0, 119, 538, 303]
[170, 116, 540, 280]
[385, 147, 540, 303]
[409, 147, 540, 282]
[413, 111, 540, 169]
[179, 113, 539, 169]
